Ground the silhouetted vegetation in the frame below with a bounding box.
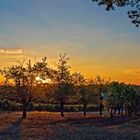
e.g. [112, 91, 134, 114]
[0, 54, 140, 119]
[0, 58, 51, 118]
[92, 0, 140, 27]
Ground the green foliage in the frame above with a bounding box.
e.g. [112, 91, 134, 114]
[29, 103, 99, 112]
[107, 81, 140, 117]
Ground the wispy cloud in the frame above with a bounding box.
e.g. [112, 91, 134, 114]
[0, 48, 23, 54]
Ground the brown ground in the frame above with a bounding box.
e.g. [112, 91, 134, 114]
[0, 111, 140, 140]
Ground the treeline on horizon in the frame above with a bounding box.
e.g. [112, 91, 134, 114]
[0, 54, 140, 119]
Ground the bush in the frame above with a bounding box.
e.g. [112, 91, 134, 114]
[86, 104, 100, 112]
[30, 103, 99, 112]
[10, 101, 22, 111]
[1, 99, 11, 110]
[0, 99, 22, 111]
[33, 103, 46, 111]
[28, 102, 34, 111]
[0, 99, 99, 112]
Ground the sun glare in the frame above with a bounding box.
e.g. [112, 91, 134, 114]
[35, 76, 41, 81]
[43, 78, 52, 84]
[35, 76, 52, 83]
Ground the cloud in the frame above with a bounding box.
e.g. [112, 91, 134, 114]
[0, 48, 23, 54]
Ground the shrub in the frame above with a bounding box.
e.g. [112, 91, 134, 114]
[2, 99, 11, 110]
[0, 100, 100, 112]
[0, 99, 22, 111]
[10, 101, 22, 111]
[32, 104, 100, 112]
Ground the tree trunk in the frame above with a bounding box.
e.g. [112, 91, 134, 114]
[118, 107, 121, 117]
[83, 103, 87, 116]
[110, 108, 113, 118]
[60, 101, 64, 117]
[100, 102, 103, 115]
[22, 103, 27, 119]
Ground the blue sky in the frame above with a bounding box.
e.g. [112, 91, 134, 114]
[0, 0, 140, 84]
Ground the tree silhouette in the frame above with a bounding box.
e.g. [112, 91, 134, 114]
[1, 58, 50, 119]
[108, 81, 139, 117]
[53, 54, 75, 117]
[71, 72, 88, 116]
[108, 82, 126, 117]
[2, 61, 34, 118]
[92, 0, 140, 27]
[94, 75, 110, 115]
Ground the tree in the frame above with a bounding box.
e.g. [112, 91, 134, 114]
[108, 82, 126, 117]
[2, 61, 34, 118]
[71, 72, 88, 116]
[94, 75, 110, 115]
[0, 58, 50, 119]
[123, 84, 139, 117]
[53, 54, 75, 117]
[108, 82, 139, 118]
[92, 0, 140, 27]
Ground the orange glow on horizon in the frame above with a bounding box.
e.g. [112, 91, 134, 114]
[0, 72, 139, 85]
[0, 52, 139, 85]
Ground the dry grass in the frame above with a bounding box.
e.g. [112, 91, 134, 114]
[0, 111, 140, 140]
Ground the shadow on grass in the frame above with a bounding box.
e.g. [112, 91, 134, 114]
[0, 118, 23, 140]
[50, 116, 131, 127]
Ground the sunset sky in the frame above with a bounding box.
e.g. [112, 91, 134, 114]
[0, 0, 140, 84]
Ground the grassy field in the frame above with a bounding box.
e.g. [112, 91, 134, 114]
[0, 112, 140, 140]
